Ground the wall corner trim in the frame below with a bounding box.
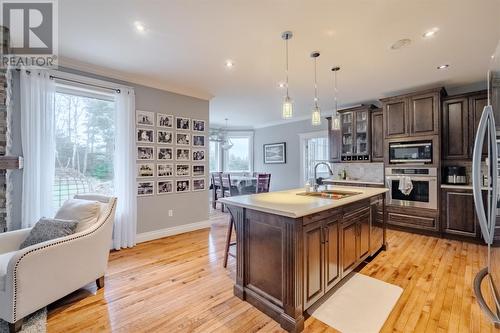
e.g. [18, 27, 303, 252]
[136, 219, 212, 243]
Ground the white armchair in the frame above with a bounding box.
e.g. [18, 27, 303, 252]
[0, 194, 117, 333]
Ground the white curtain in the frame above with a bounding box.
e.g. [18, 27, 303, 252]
[113, 87, 137, 249]
[20, 69, 56, 228]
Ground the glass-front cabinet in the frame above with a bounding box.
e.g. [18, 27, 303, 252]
[339, 105, 376, 162]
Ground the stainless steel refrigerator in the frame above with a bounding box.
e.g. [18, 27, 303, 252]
[473, 39, 500, 325]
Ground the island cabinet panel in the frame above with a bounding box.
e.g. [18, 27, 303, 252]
[358, 213, 371, 259]
[341, 221, 357, 275]
[303, 221, 324, 308]
[370, 196, 385, 255]
[324, 220, 340, 292]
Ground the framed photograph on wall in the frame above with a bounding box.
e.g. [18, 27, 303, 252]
[137, 181, 154, 197]
[157, 147, 173, 160]
[192, 119, 206, 132]
[176, 148, 191, 161]
[192, 164, 205, 177]
[137, 128, 155, 144]
[157, 130, 173, 144]
[192, 178, 206, 192]
[175, 164, 190, 177]
[157, 163, 173, 177]
[176, 117, 190, 131]
[176, 179, 190, 193]
[157, 180, 174, 195]
[157, 113, 173, 128]
[176, 133, 191, 146]
[137, 146, 155, 161]
[263, 142, 286, 164]
[192, 149, 205, 162]
[137, 163, 155, 178]
[192, 135, 205, 147]
[136, 110, 154, 127]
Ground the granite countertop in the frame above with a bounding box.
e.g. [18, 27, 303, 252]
[323, 179, 385, 186]
[218, 186, 388, 218]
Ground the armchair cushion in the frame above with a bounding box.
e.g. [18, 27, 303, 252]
[55, 198, 101, 233]
[19, 218, 78, 249]
[0, 251, 16, 290]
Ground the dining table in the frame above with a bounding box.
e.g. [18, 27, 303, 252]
[229, 175, 257, 194]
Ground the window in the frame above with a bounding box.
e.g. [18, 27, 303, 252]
[53, 85, 116, 208]
[223, 132, 253, 173]
[209, 140, 221, 172]
[300, 132, 329, 184]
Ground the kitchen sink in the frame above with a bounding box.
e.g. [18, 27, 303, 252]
[296, 189, 362, 199]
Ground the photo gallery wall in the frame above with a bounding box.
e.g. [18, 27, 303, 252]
[136, 110, 207, 196]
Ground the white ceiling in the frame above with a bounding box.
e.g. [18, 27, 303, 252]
[59, 0, 500, 128]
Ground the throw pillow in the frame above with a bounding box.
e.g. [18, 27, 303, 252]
[19, 218, 78, 249]
[55, 199, 101, 233]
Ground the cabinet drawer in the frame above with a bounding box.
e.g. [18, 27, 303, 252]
[343, 206, 370, 224]
[388, 212, 437, 230]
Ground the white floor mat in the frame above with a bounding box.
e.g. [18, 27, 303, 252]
[307, 273, 403, 333]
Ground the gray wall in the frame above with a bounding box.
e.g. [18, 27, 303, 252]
[253, 119, 327, 191]
[10, 67, 209, 234]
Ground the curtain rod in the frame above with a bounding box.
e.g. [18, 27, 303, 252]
[15, 69, 121, 93]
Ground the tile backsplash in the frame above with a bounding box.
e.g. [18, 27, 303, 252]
[330, 162, 384, 183]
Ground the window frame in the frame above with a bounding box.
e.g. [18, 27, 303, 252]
[222, 131, 254, 174]
[299, 130, 329, 186]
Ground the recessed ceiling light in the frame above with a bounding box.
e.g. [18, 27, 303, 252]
[390, 38, 412, 50]
[492, 55, 496, 59]
[437, 64, 449, 70]
[134, 21, 145, 32]
[225, 60, 234, 68]
[423, 28, 439, 38]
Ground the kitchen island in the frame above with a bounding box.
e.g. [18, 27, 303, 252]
[219, 186, 388, 332]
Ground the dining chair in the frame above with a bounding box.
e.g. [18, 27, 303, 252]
[256, 173, 271, 193]
[211, 172, 224, 211]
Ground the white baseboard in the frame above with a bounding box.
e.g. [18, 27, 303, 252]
[136, 219, 212, 243]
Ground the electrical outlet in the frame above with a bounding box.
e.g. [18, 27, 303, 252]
[168, 209, 173, 217]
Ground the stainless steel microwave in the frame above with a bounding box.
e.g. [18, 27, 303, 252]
[389, 141, 433, 164]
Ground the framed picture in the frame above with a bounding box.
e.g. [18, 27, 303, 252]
[136, 110, 154, 127]
[192, 119, 206, 132]
[157, 113, 173, 128]
[175, 163, 190, 177]
[192, 178, 206, 192]
[192, 149, 206, 162]
[137, 128, 155, 144]
[264, 142, 286, 164]
[176, 117, 190, 131]
[176, 148, 191, 161]
[137, 146, 155, 160]
[157, 147, 173, 161]
[176, 179, 190, 193]
[157, 130, 173, 145]
[176, 133, 191, 146]
[157, 180, 174, 195]
[192, 164, 206, 177]
[137, 181, 154, 197]
[137, 163, 154, 178]
[192, 135, 205, 147]
[157, 163, 173, 177]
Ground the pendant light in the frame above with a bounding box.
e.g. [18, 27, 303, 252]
[310, 51, 321, 126]
[281, 31, 293, 119]
[331, 66, 341, 130]
[220, 118, 234, 150]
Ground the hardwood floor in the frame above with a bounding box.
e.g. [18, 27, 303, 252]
[47, 212, 499, 332]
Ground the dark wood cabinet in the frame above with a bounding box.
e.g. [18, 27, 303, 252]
[371, 109, 384, 162]
[382, 88, 444, 139]
[442, 97, 469, 160]
[327, 117, 342, 162]
[341, 206, 371, 275]
[370, 196, 385, 255]
[441, 91, 488, 160]
[303, 215, 341, 308]
[441, 188, 478, 238]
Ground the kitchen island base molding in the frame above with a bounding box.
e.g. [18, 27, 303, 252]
[224, 189, 387, 333]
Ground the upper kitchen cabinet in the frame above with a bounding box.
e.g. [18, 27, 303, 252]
[381, 87, 445, 139]
[328, 104, 377, 162]
[441, 90, 487, 160]
[371, 108, 384, 162]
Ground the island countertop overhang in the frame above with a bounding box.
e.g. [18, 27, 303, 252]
[218, 186, 388, 218]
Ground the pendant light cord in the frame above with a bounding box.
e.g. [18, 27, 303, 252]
[314, 57, 319, 108]
[285, 38, 289, 97]
[334, 69, 338, 114]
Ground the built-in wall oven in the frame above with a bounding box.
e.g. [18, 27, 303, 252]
[389, 140, 433, 164]
[385, 167, 438, 210]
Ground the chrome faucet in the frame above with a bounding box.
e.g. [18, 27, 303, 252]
[313, 162, 334, 192]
